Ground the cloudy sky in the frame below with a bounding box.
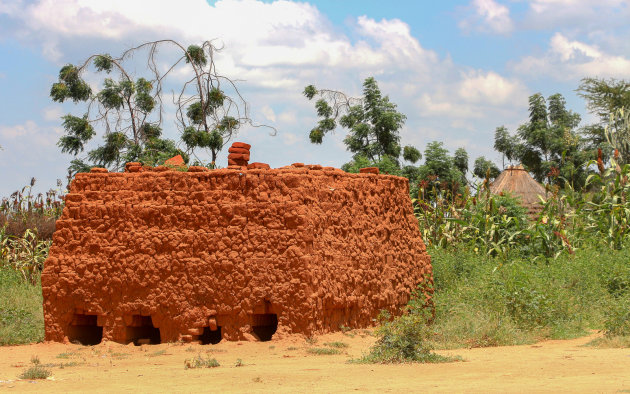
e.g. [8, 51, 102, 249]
[1, 0, 629, 196]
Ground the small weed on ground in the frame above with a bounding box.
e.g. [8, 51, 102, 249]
[109, 352, 130, 360]
[307, 347, 341, 355]
[184, 354, 220, 369]
[205, 348, 227, 353]
[148, 350, 166, 357]
[323, 341, 349, 348]
[234, 358, 244, 367]
[19, 356, 51, 380]
[56, 351, 79, 359]
[43, 361, 83, 369]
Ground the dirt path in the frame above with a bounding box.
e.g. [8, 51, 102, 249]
[1, 331, 628, 393]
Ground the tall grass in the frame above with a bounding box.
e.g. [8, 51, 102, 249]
[0, 267, 44, 345]
[429, 245, 630, 349]
[0, 179, 63, 345]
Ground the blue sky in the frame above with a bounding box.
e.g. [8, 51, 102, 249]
[1, 0, 629, 197]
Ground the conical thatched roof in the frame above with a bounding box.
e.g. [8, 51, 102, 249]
[490, 165, 547, 216]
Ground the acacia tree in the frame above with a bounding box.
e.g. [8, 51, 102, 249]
[303, 77, 417, 168]
[51, 40, 265, 173]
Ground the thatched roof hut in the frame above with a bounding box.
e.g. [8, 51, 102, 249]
[490, 165, 547, 217]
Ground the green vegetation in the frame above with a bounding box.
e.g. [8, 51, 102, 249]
[323, 341, 348, 348]
[184, 354, 220, 369]
[19, 356, 51, 380]
[493, 93, 587, 186]
[430, 246, 630, 348]
[0, 267, 44, 345]
[148, 349, 167, 357]
[356, 308, 456, 364]
[306, 347, 341, 355]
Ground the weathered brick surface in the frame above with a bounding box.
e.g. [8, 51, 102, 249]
[42, 165, 432, 343]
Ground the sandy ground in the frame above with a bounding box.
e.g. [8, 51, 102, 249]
[0, 331, 629, 393]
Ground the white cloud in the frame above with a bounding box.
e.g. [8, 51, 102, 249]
[0, 120, 38, 139]
[459, 71, 527, 105]
[278, 111, 297, 125]
[42, 106, 63, 121]
[0, 120, 61, 145]
[459, 0, 513, 35]
[529, 0, 625, 14]
[261, 105, 276, 123]
[281, 132, 300, 145]
[522, 0, 629, 33]
[513, 33, 630, 80]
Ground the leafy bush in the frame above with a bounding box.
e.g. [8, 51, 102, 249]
[356, 308, 457, 364]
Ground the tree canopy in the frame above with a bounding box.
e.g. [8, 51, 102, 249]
[304, 77, 413, 165]
[493, 93, 589, 187]
[51, 40, 267, 173]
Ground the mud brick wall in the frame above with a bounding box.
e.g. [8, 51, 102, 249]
[42, 165, 432, 344]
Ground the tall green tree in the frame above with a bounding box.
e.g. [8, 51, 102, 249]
[304, 77, 416, 168]
[417, 142, 467, 195]
[493, 125, 516, 169]
[473, 156, 500, 180]
[493, 93, 587, 187]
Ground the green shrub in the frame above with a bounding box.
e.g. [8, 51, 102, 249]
[356, 309, 458, 364]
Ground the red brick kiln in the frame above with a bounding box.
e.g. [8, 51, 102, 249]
[42, 144, 432, 345]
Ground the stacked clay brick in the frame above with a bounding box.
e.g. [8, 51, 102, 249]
[42, 154, 432, 344]
[227, 142, 251, 168]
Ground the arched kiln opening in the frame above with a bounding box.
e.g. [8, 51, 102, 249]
[125, 315, 161, 345]
[67, 314, 102, 345]
[199, 326, 222, 345]
[251, 314, 278, 341]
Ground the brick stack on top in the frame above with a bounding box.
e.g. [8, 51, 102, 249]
[227, 142, 251, 169]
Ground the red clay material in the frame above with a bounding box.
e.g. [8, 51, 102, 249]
[42, 160, 431, 344]
[164, 155, 185, 167]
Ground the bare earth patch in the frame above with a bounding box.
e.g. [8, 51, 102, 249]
[0, 331, 628, 392]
